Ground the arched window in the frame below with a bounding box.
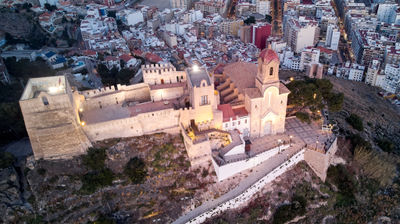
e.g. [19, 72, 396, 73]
[269, 67, 274, 76]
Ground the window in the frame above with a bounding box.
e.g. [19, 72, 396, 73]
[200, 95, 208, 105]
[232, 122, 235, 126]
[238, 121, 241, 125]
[245, 119, 247, 124]
[42, 96, 49, 105]
[225, 123, 228, 128]
[269, 67, 274, 76]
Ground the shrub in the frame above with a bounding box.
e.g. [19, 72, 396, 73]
[82, 147, 107, 170]
[354, 146, 398, 186]
[326, 165, 356, 206]
[273, 195, 307, 224]
[346, 114, 363, 131]
[296, 112, 310, 124]
[124, 157, 147, 184]
[0, 152, 15, 169]
[80, 168, 114, 194]
[376, 138, 396, 153]
[201, 168, 209, 178]
[37, 168, 46, 176]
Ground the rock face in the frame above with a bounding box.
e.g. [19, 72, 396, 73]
[0, 166, 32, 223]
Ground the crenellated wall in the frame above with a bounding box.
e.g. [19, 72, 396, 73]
[81, 83, 151, 111]
[83, 107, 181, 141]
[142, 63, 187, 85]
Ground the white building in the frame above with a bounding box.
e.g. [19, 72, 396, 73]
[218, 104, 250, 137]
[170, 0, 192, 9]
[365, 60, 384, 87]
[337, 62, 365, 81]
[284, 17, 319, 53]
[256, 0, 271, 16]
[325, 24, 340, 50]
[300, 47, 320, 71]
[382, 63, 400, 93]
[117, 9, 144, 26]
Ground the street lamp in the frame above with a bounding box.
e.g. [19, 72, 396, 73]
[278, 139, 282, 153]
[315, 140, 319, 151]
[289, 135, 293, 146]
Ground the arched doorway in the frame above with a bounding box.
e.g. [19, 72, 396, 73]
[161, 79, 164, 84]
[264, 121, 272, 135]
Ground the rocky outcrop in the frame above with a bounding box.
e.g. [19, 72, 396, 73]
[0, 166, 32, 223]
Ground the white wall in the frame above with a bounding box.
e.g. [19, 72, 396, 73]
[188, 149, 305, 224]
[213, 144, 290, 181]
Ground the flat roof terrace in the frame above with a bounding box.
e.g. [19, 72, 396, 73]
[81, 99, 179, 125]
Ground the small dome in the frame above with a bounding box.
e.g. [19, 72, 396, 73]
[259, 49, 279, 64]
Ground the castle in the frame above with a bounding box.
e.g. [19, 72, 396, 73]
[20, 49, 337, 181]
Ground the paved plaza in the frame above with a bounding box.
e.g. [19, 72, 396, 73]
[285, 117, 331, 151]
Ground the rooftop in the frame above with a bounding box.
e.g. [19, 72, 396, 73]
[20, 76, 67, 101]
[187, 66, 211, 87]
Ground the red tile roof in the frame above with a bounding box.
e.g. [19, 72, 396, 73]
[119, 54, 134, 62]
[259, 49, 279, 64]
[233, 107, 248, 117]
[218, 104, 235, 122]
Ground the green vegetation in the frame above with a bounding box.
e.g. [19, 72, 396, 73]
[150, 143, 180, 173]
[326, 165, 356, 207]
[97, 64, 134, 86]
[124, 157, 147, 184]
[0, 151, 15, 169]
[244, 16, 255, 25]
[4, 57, 56, 82]
[37, 168, 47, 176]
[376, 138, 396, 153]
[80, 147, 114, 194]
[295, 112, 310, 124]
[286, 78, 344, 112]
[345, 113, 363, 131]
[354, 146, 397, 187]
[80, 168, 114, 194]
[272, 195, 307, 224]
[82, 147, 107, 170]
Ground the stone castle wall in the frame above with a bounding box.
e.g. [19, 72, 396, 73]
[304, 137, 338, 181]
[142, 63, 187, 85]
[20, 92, 91, 160]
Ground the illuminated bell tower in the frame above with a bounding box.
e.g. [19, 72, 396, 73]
[256, 49, 280, 93]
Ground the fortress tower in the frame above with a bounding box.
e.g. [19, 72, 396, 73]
[19, 76, 91, 160]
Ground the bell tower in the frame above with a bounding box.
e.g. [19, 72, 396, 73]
[256, 49, 280, 93]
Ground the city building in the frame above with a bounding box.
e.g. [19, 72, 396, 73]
[284, 16, 320, 53]
[325, 24, 340, 50]
[170, 0, 192, 10]
[299, 47, 320, 70]
[252, 23, 272, 49]
[382, 63, 400, 93]
[256, 0, 271, 16]
[377, 3, 398, 24]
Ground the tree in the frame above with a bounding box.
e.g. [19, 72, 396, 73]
[81, 147, 107, 170]
[124, 157, 147, 184]
[44, 3, 57, 11]
[346, 113, 363, 131]
[107, 11, 116, 18]
[244, 16, 255, 25]
[265, 14, 272, 23]
[326, 92, 344, 112]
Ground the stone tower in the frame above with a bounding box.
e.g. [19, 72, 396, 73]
[256, 49, 280, 93]
[245, 49, 290, 138]
[19, 76, 91, 160]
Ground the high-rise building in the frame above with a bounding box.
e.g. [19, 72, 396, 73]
[325, 24, 340, 50]
[377, 3, 398, 24]
[284, 16, 319, 53]
[252, 23, 272, 49]
[365, 60, 384, 87]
